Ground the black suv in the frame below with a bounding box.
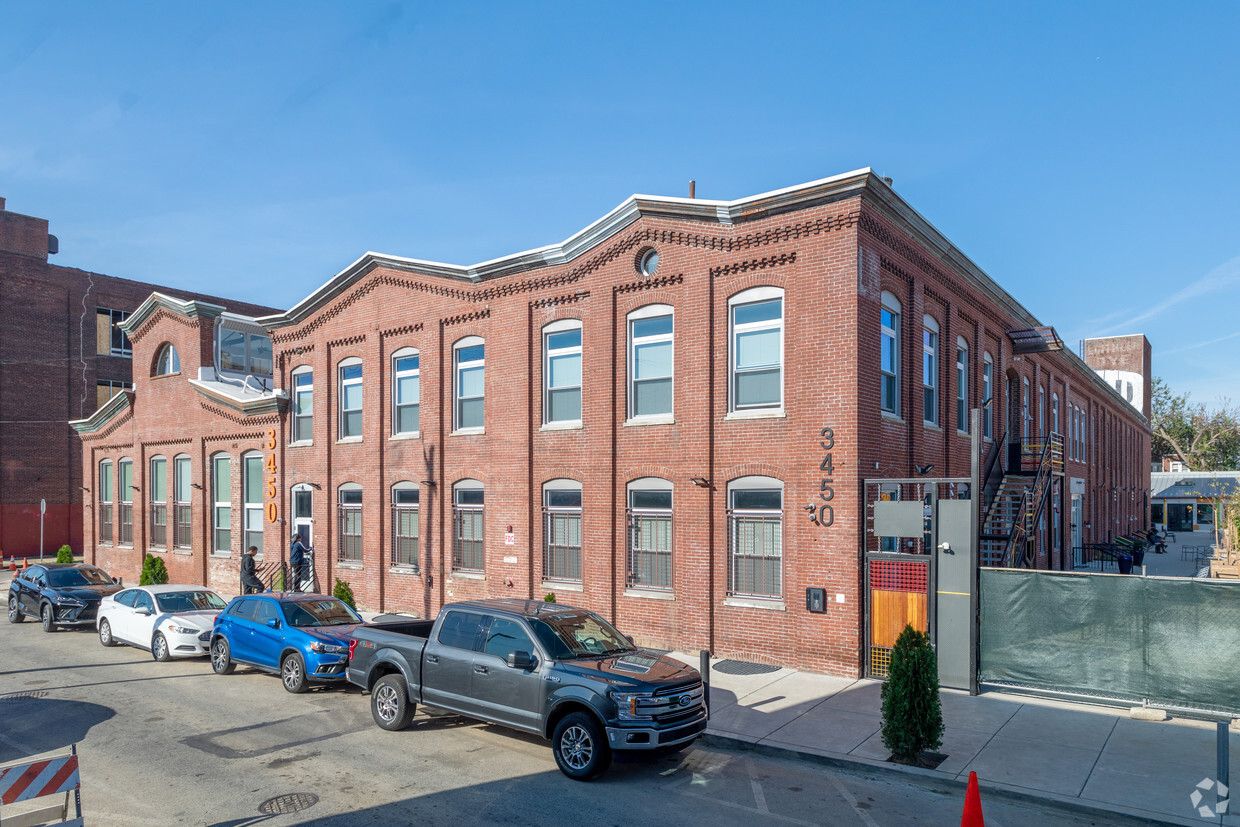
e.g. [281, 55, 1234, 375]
[8, 564, 121, 631]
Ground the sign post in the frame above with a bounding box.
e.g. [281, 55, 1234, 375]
[39, 498, 46, 560]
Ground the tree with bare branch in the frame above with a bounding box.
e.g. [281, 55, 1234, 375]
[1151, 377, 1240, 471]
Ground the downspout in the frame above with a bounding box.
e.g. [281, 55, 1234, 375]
[707, 273, 716, 652]
[527, 301, 536, 601]
[610, 287, 618, 623]
[438, 320, 446, 610]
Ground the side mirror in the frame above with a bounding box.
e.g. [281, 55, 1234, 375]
[507, 650, 536, 670]
[266, 618, 280, 629]
[137, 607, 153, 616]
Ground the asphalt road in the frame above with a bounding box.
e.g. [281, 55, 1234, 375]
[0, 617, 1149, 826]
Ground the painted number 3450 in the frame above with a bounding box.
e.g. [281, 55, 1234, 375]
[813, 427, 835, 527]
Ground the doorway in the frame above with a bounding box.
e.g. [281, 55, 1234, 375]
[1167, 502, 1194, 532]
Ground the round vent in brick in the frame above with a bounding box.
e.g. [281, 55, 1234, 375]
[636, 247, 659, 278]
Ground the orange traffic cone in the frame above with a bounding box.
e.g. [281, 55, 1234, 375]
[22, 556, 29, 570]
[962, 771, 984, 826]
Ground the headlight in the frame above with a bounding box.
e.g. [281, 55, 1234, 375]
[167, 625, 200, 635]
[310, 642, 348, 654]
[611, 691, 654, 721]
[51, 595, 84, 606]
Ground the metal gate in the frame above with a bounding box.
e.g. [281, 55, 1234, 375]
[863, 478, 977, 691]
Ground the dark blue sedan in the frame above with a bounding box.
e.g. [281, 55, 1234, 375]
[209, 593, 363, 693]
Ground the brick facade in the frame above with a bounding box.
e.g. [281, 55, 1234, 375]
[0, 199, 275, 558]
[75, 170, 1152, 676]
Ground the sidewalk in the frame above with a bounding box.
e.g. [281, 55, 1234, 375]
[682, 653, 1238, 826]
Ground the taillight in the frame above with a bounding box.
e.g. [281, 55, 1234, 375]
[348, 638, 357, 662]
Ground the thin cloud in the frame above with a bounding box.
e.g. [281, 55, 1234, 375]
[1161, 330, 1240, 356]
[1094, 253, 1240, 336]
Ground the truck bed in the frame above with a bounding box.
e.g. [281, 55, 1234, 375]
[363, 619, 435, 639]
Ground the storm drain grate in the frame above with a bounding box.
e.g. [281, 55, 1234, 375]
[712, 660, 780, 676]
[258, 793, 319, 815]
[0, 691, 47, 701]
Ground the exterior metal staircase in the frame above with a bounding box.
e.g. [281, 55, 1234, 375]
[980, 433, 1065, 567]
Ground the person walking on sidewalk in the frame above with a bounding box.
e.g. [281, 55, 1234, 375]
[289, 532, 312, 593]
[240, 546, 264, 594]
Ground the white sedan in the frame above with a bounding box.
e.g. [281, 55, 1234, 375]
[97, 584, 227, 661]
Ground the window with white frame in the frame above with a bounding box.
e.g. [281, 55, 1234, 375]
[149, 456, 167, 549]
[243, 452, 264, 556]
[452, 480, 484, 571]
[391, 482, 419, 569]
[730, 288, 783, 412]
[982, 353, 994, 439]
[99, 460, 113, 544]
[338, 483, 362, 562]
[544, 321, 582, 424]
[392, 349, 420, 435]
[1052, 394, 1060, 436]
[1022, 377, 1030, 441]
[154, 344, 180, 376]
[727, 477, 783, 598]
[628, 306, 673, 419]
[626, 478, 672, 590]
[212, 454, 231, 553]
[542, 480, 582, 582]
[174, 454, 191, 549]
[339, 358, 363, 440]
[923, 316, 939, 426]
[97, 308, 131, 356]
[955, 338, 969, 433]
[881, 292, 901, 415]
[454, 338, 485, 431]
[291, 367, 313, 443]
[118, 458, 134, 545]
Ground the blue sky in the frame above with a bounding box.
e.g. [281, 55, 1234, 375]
[2, 2, 1238, 404]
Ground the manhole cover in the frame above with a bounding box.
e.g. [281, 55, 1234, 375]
[257, 793, 319, 815]
[712, 660, 780, 676]
[0, 691, 47, 701]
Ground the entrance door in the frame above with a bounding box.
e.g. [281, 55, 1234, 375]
[1070, 494, 1083, 553]
[291, 484, 314, 547]
[1168, 503, 1194, 532]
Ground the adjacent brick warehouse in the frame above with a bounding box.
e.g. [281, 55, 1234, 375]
[0, 198, 277, 558]
[75, 170, 1151, 676]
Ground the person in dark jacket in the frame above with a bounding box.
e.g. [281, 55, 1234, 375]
[290, 532, 311, 593]
[240, 546, 264, 594]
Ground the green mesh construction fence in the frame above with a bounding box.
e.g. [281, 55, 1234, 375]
[979, 569, 1240, 715]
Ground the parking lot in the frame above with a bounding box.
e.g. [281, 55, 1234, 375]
[1, 616, 1151, 826]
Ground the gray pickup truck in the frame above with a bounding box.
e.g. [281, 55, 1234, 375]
[346, 598, 707, 780]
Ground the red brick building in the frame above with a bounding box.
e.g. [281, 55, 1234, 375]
[73, 170, 1151, 675]
[0, 198, 274, 558]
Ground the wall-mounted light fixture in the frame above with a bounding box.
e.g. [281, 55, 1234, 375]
[308, 482, 322, 490]
[420, 480, 436, 488]
[191, 483, 203, 490]
[690, 477, 711, 487]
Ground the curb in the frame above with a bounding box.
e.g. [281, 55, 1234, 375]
[701, 732, 1195, 827]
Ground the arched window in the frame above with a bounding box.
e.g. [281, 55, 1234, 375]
[955, 337, 969, 433]
[923, 316, 939, 426]
[454, 337, 485, 431]
[543, 479, 582, 583]
[392, 348, 420, 436]
[211, 453, 231, 554]
[730, 287, 784, 413]
[626, 478, 672, 590]
[391, 482, 419, 568]
[149, 455, 167, 549]
[242, 451, 264, 556]
[880, 292, 901, 415]
[982, 352, 994, 439]
[627, 305, 673, 421]
[154, 344, 180, 376]
[544, 320, 583, 425]
[452, 479, 484, 572]
[1052, 393, 1060, 437]
[118, 458, 134, 546]
[98, 459, 114, 544]
[338, 357, 363, 440]
[727, 476, 783, 598]
[1022, 377, 1031, 441]
[338, 483, 362, 562]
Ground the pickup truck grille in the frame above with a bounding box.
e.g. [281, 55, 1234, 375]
[645, 680, 705, 725]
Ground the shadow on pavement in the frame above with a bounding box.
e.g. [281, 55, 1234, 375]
[0, 695, 116, 763]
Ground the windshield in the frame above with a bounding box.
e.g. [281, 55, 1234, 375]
[528, 610, 636, 659]
[282, 598, 362, 628]
[156, 590, 226, 613]
[46, 567, 113, 588]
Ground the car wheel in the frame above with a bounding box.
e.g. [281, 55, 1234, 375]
[152, 631, 171, 662]
[7, 596, 23, 623]
[99, 618, 117, 646]
[371, 674, 415, 731]
[40, 603, 57, 633]
[551, 711, 612, 781]
[281, 653, 309, 694]
[211, 638, 235, 675]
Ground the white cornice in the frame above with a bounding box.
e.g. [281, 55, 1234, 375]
[70, 390, 132, 434]
[120, 292, 227, 335]
[188, 380, 285, 416]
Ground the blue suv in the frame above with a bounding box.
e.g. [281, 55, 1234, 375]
[209, 593, 363, 693]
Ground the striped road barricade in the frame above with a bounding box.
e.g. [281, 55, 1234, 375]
[0, 744, 83, 827]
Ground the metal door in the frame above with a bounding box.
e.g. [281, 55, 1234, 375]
[864, 481, 933, 679]
[934, 499, 974, 691]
